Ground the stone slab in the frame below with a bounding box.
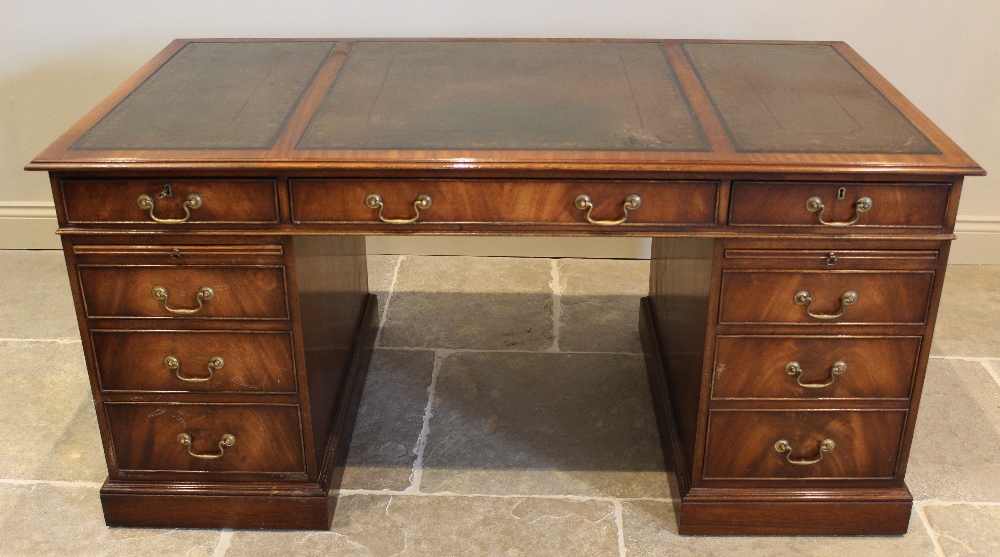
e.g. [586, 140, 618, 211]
[340, 349, 435, 491]
[420, 351, 670, 498]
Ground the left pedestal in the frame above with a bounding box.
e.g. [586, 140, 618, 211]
[61, 233, 376, 529]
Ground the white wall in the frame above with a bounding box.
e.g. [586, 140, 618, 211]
[2, 1, 997, 261]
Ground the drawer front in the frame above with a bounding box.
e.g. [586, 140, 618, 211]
[106, 403, 304, 474]
[703, 410, 907, 480]
[719, 270, 934, 325]
[92, 331, 296, 393]
[729, 182, 951, 228]
[290, 179, 718, 225]
[78, 265, 289, 320]
[61, 179, 279, 224]
[712, 336, 921, 399]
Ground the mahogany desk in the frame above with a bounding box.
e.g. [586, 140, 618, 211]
[28, 39, 984, 535]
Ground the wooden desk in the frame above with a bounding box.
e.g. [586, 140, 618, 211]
[28, 39, 983, 535]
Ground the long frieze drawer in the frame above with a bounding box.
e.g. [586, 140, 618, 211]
[78, 265, 289, 320]
[729, 182, 951, 228]
[92, 331, 296, 393]
[289, 179, 718, 225]
[719, 270, 934, 325]
[105, 403, 305, 474]
[61, 179, 279, 224]
[703, 410, 907, 480]
[712, 336, 921, 399]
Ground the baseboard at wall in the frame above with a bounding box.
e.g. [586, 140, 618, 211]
[365, 236, 652, 259]
[2, 204, 997, 264]
[949, 216, 1000, 264]
[0, 202, 60, 249]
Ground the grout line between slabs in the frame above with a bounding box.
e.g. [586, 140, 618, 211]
[929, 355, 1000, 362]
[916, 499, 1000, 507]
[0, 478, 103, 488]
[980, 360, 1000, 390]
[213, 530, 233, 557]
[914, 501, 947, 557]
[0, 337, 81, 344]
[373, 255, 404, 349]
[404, 348, 449, 494]
[613, 500, 627, 557]
[546, 259, 564, 353]
[375, 345, 645, 356]
[336, 487, 678, 506]
[930, 355, 1000, 389]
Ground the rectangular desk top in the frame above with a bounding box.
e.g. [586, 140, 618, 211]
[29, 39, 982, 177]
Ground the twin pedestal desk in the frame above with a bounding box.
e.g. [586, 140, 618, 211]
[28, 39, 983, 535]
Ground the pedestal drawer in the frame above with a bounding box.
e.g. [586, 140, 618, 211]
[719, 270, 934, 325]
[729, 182, 950, 229]
[61, 179, 279, 224]
[106, 403, 305, 474]
[92, 331, 296, 393]
[712, 336, 921, 399]
[290, 179, 718, 226]
[703, 410, 907, 480]
[78, 265, 289, 320]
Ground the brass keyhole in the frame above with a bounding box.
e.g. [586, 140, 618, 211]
[836, 187, 846, 200]
[159, 184, 173, 199]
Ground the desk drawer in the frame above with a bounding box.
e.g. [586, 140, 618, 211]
[92, 331, 296, 393]
[290, 179, 718, 226]
[78, 265, 289, 320]
[106, 403, 304, 474]
[712, 336, 921, 399]
[719, 270, 934, 325]
[729, 182, 950, 229]
[703, 410, 907, 480]
[61, 179, 279, 225]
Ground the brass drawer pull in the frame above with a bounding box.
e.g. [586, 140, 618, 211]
[805, 196, 872, 226]
[793, 290, 857, 320]
[177, 433, 235, 460]
[365, 193, 432, 224]
[137, 189, 203, 224]
[164, 355, 224, 382]
[152, 285, 215, 314]
[774, 438, 835, 466]
[784, 360, 847, 388]
[574, 194, 641, 226]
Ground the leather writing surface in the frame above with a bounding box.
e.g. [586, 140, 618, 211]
[73, 41, 334, 150]
[298, 41, 709, 152]
[683, 43, 940, 154]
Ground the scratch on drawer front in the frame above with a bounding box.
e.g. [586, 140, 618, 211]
[148, 408, 166, 418]
[231, 377, 261, 390]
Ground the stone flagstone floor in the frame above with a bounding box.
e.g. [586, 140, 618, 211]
[1, 249, 999, 556]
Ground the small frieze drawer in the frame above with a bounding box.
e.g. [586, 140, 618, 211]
[105, 403, 305, 474]
[718, 270, 934, 325]
[78, 265, 289, 320]
[60, 178, 279, 225]
[92, 331, 296, 393]
[712, 336, 921, 399]
[729, 182, 951, 229]
[703, 410, 907, 480]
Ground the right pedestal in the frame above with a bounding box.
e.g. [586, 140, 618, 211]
[642, 236, 949, 535]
